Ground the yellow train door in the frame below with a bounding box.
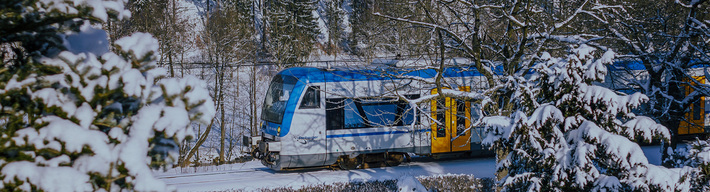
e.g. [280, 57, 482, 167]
[431, 88, 451, 153]
[431, 87, 472, 154]
[680, 76, 706, 135]
[452, 87, 471, 152]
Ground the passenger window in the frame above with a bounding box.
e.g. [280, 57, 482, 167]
[343, 99, 367, 128]
[326, 95, 420, 130]
[300, 86, 320, 109]
[400, 94, 420, 125]
[326, 98, 344, 130]
[362, 103, 398, 127]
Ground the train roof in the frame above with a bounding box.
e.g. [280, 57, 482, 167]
[276, 65, 504, 83]
[277, 60, 708, 83]
[609, 59, 708, 71]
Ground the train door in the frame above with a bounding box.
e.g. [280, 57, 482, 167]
[431, 87, 471, 154]
[680, 76, 706, 135]
[452, 87, 471, 152]
[292, 85, 328, 166]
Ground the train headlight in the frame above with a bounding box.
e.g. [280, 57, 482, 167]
[277, 126, 281, 136]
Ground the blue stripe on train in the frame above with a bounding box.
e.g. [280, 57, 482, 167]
[326, 129, 431, 138]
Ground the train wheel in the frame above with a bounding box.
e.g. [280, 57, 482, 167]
[385, 153, 404, 167]
[338, 156, 359, 170]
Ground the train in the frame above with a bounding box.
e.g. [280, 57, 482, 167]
[245, 60, 495, 170]
[246, 59, 710, 171]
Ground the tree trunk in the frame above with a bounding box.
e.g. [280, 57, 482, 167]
[168, 52, 174, 77]
[182, 120, 213, 167]
[251, 65, 258, 136]
[183, 57, 222, 167]
[660, 73, 685, 167]
[219, 60, 226, 164]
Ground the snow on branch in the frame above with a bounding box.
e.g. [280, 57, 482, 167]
[623, 116, 670, 142]
[2, 32, 215, 191]
[554, 0, 588, 29]
[37, 0, 130, 21]
[576, 84, 648, 115]
[576, 120, 649, 169]
[527, 33, 609, 51]
[481, 115, 512, 146]
[527, 104, 564, 127]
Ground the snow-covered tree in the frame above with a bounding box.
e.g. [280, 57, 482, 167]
[0, 0, 215, 191]
[481, 44, 696, 191]
[664, 138, 710, 191]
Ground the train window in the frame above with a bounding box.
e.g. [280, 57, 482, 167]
[300, 86, 320, 109]
[343, 99, 367, 128]
[327, 95, 420, 130]
[456, 99, 468, 136]
[399, 94, 420, 125]
[362, 103, 398, 127]
[399, 104, 416, 126]
[436, 99, 446, 138]
[261, 75, 297, 124]
[471, 103, 482, 121]
[326, 98, 344, 130]
[326, 98, 367, 129]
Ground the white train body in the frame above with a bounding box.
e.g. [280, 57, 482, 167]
[250, 66, 492, 170]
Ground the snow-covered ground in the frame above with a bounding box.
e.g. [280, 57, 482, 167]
[157, 156, 495, 191]
[156, 145, 664, 191]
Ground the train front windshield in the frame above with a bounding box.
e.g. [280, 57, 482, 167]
[261, 75, 297, 124]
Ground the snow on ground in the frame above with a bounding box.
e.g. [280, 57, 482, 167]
[157, 145, 664, 191]
[157, 156, 495, 191]
[175, 0, 204, 62]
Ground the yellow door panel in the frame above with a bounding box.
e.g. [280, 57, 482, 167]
[452, 87, 471, 152]
[432, 87, 473, 153]
[431, 88, 450, 153]
[680, 76, 706, 135]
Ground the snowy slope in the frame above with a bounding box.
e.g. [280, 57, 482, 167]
[177, 0, 204, 62]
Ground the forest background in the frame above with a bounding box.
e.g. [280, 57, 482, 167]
[97, 0, 710, 166]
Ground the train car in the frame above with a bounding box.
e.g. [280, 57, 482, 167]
[605, 60, 710, 138]
[246, 64, 494, 170]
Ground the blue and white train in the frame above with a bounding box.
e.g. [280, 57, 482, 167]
[246, 63, 494, 170]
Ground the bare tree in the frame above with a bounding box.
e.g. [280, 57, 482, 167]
[371, 0, 629, 185]
[182, 0, 255, 166]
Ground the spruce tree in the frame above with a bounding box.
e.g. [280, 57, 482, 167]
[324, 0, 344, 55]
[483, 45, 689, 191]
[266, 0, 319, 66]
[0, 0, 214, 191]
